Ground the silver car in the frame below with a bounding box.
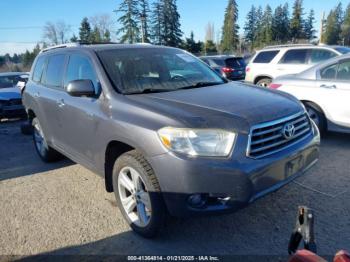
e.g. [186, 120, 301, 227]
[271, 54, 350, 134]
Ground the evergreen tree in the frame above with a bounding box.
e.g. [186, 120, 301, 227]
[261, 5, 273, 44]
[244, 5, 257, 48]
[91, 26, 102, 43]
[304, 9, 316, 40]
[281, 3, 291, 42]
[255, 6, 264, 47]
[183, 32, 202, 54]
[104, 30, 111, 42]
[70, 34, 78, 43]
[162, 0, 183, 47]
[150, 0, 163, 45]
[290, 0, 305, 41]
[203, 40, 217, 55]
[341, 4, 350, 45]
[139, 0, 150, 42]
[117, 0, 140, 43]
[272, 5, 284, 42]
[324, 4, 343, 45]
[221, 0, 239, 53]
[79, 17, 92, 43]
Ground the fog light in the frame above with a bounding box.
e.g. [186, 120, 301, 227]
[188, 194, 207, 208]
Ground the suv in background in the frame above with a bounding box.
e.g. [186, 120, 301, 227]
[23, 43, 320, 238]
[245, 44, 350, 87]
[200, 55, 246, 80]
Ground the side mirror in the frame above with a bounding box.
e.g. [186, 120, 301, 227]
[16, 81, 26, 92]
[66, 80, 95, 97]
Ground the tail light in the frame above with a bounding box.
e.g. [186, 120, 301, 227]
[221, 67, 234, 73]
[246, 67, 250, 72]
[269, 83, 282, 89]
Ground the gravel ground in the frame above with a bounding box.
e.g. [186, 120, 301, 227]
[0, 120, 349, 258]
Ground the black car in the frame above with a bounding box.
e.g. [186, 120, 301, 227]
[200, 55, 246, 80]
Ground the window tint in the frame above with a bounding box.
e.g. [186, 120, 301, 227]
[320, 64, 338, 80]
[65, 54, 98, 90]
[280, 49, 309, 64]
[43, 54, 65, 88]
[212, 59, 225, 66]
[32, 56, 46, 82]
[225, 58, 246, 68]
[310, 49, 336, 64]
[253, 51, 279, 63]
[337, 60, 350, 81]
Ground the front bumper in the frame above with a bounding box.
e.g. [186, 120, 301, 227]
[0, 104, 26, 119]
[149, 123, 320, 217]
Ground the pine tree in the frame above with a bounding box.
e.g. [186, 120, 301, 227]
[272, 5, 284, 42]
[244, 5, 257, 49]
[341, 4, 350, 45]
[139, 0, 150, 42]
[150, 0, 163, 45]
[117, 0, 140, 43]
[162, 0, 183, 47]
[104, 30, 111, 42]
[304, 9, 316, 40]
[255, 6, 264, 47]
[221, 0, 239, 53]
[281, 3, 291, 42]
[203, 40, 217, 55]
[91, 26, 102, 43]
[70, 34, 78, 43]
[183, 32, 202, 54]
[290, 0, 304, 41]
[324, 4, 343, 45]
[261, 5, 273, 44]
[79, 17, 92, 43]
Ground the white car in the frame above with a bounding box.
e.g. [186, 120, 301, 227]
[270, 54, 350, 134]
[245, 44, 350, 87]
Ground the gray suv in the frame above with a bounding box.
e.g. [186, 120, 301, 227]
[23, 43, 320, 238]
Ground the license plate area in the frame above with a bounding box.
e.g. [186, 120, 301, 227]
[285, 155, 304, 179]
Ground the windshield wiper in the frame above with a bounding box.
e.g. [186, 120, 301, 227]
[125, 88, 174, 95]
[177, 81, 224, 90]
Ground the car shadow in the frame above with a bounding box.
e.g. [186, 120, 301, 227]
[0, 119, 74, 181]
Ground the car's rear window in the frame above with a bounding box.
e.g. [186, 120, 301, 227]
[225, 58, 246, 68]
[252, 51, 279, 63]
[335, 47, 350, 54]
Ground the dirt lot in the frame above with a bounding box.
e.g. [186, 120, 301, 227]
[0, 120, 350, 258]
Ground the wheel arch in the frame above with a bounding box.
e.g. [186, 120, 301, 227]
[104, 140, 135, 192]
[301, 100, 328, 130]
[254, 75, 273, 85]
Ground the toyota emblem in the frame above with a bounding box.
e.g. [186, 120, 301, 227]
[282, 123, 296, 140]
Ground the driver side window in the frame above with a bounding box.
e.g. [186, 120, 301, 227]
[65, 54, 99, 93]
[320, 64, 338, 80]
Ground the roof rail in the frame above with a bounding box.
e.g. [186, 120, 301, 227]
[40, 43, 80, 53]
[263, 43, 316, 50]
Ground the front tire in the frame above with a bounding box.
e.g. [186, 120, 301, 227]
[112, 150, 166, 238]
[304, 102, 326, 134]
[256, 78, 272, 87]
[32, 118, 62, 162]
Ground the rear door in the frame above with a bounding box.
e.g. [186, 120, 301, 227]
[276, 49, 311, 76]
[316, 59, 350, 128]
[35, 54, 67, 146]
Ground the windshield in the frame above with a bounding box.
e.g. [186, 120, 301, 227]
[335, 47, 350, 54]
[97, 48, 225, 94]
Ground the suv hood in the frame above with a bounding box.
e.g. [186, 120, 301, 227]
[0, 87, 21, 101]
[127, 82, 303, 132]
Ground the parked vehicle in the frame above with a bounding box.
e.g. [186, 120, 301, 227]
[200, 55, 246, 80]
[22, 43, 320, 238]
[245, 44, 350, 87]
[270, 54, 350, 134]
[0, 72, 28, 120]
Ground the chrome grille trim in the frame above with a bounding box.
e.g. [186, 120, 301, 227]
[247, 112, 313, 159]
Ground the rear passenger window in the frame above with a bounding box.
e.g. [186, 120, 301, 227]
[280, 49, 309, 64]
[64, 54, 98, 90]
[43, 54, 66, 88]
[253, 51, 279, 63]
[336, 60, 350, 81]
[32, 57, 46, 83]
[310, 49, 336, 64]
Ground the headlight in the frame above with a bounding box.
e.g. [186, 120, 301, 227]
[158, 127, 236, 157]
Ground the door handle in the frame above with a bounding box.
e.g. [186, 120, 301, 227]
[56, 99, 65, 108]
[34, 92, 40, 98]
[320, 84, 337, 89]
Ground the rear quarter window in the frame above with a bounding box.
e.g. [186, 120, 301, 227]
[32, 56, 46, 83]
[252, 51, 279, 64]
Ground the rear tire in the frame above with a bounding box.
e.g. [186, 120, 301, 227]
[256, 78, 272, 87]
[304, 102, 326, 134]
[112, 150, 166, 238]
[32, 118, 62, 162]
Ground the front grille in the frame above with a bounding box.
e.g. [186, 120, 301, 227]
[6, 99, 22, 106]
[247, 113, 312, 159]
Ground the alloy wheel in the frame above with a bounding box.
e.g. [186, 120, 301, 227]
[118, 166, 152, 227]
[33, 122, 48, 157]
